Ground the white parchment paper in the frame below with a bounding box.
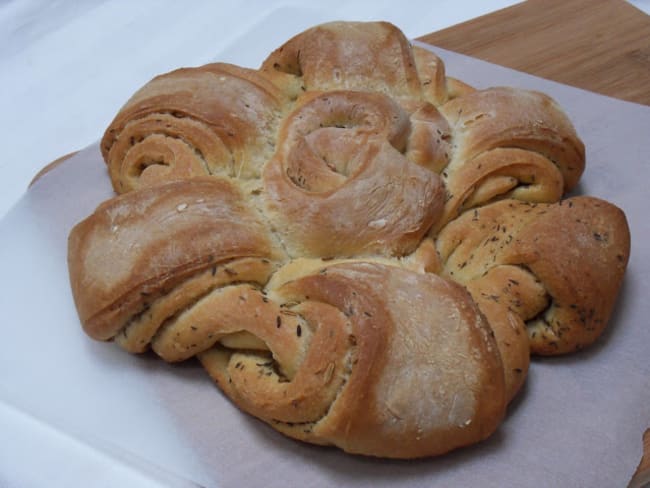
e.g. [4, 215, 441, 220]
[1, 38, 649, 488]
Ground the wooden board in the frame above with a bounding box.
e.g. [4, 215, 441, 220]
[418, 0, 650, 105]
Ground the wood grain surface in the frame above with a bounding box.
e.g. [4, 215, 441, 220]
[418, 0, 650, 105]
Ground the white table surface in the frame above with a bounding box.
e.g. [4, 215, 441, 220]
[1, 1, 649, 487]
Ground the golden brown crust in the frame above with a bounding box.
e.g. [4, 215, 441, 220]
[101, 63, 287, 193]
[432, 87, 585, 231]
[262, 90, 445, 258]
[440, 87, 585, 190]
[465, 266, 535, 401]
[67, 177, 285, 340]
[436, 196, 630, 355]
[66, 20, 630, 459]
[201, 261, 506, 459]
[260, 21, 423, 100]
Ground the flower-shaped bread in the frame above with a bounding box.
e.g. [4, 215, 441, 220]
[68, 21, 630, 458]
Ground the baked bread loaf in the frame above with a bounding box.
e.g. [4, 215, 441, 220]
[67, 21, 630, 458]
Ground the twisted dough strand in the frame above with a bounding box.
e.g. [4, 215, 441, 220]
[101, 63, 287, 193]
[436, 197, 630, 356]
[431, 87, 585, 231]
[68, 177, 286, 341]
[68, 182, 507, 458]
